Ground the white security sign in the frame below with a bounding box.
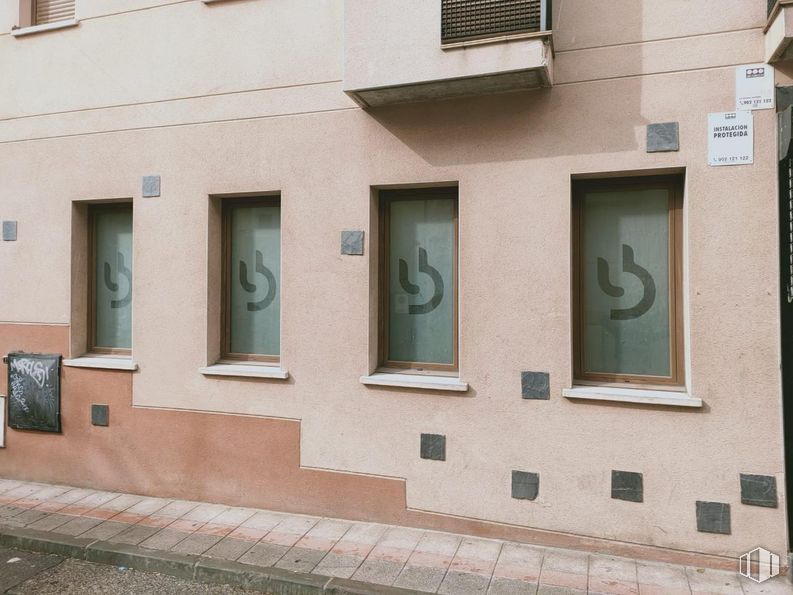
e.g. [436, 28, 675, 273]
[708, 111, 753, 166]
[736, 64, 774, 111]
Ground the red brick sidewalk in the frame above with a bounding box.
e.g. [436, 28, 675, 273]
[0, 479, 785, 594]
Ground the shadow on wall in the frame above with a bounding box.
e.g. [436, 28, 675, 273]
[366, 1, 645, 167]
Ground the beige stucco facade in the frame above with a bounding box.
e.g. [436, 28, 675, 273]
[0, 0, 789, 567]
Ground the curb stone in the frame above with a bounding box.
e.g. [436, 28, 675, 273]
[0, 526, 424, 595]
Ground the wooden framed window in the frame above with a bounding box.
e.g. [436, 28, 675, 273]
[88, 204, 133, 355]
[573, 176, 684, 387]
[221, 196, 281, 362]
[379, 187, 458, 373]
[32, 0, 75, 25]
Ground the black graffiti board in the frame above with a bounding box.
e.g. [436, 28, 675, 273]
[7, 352, 61, 432]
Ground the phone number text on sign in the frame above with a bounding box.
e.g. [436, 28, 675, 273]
[708, 111, 753, 167]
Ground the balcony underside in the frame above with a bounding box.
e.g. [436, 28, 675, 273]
[766, 1, 793, 62]
[346, 67, 550, 109]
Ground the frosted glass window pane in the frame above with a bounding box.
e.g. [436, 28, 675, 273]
[388, 198, 455, 365]
[94, 209, 133, 349]
[582, 189, 670, 377]
[229, 204, 280, 356]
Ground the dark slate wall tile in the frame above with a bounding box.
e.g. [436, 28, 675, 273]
[647, 122, 679, 152]
[142, 175, 161, 198]
[696, 501, 731, 534]
[2, 221, 17, 241]
[91, 404, 109, 427]
[611, 470, 643, 503]
[521, 372, 549, 400]
[420, 434, 445, 461]
[740, 474, 778, 508]
[340, 230, 364, 255]
[511, 471, 539, 501]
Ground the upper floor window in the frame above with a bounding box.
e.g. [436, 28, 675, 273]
[222, 197, 281, 362]
[379, 188, 458, 372]
[573, 176, 684, 387]
[441, 0, 548, 44]
[89, 204, 133, 354]
[34, 0, 75, 24]
[17, 0, 75, 29]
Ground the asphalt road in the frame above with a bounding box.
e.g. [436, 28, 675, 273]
[0, 547, 268, 594]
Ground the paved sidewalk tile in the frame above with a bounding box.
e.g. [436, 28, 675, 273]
[14, 485, 71, 508]
[196, 522, 234, 538]
[238, 542, 290, 567]
[136, 514, 175, 529]
[139, 528, 194, 551]
[439, 537, 503, 595]
[313, 523, 387, 579]
[740, 575, 793, 594]
[26, 513, 73, 532]
[171, 532, 224, 555]
[636, 561, 690, 595]
[276, 519, 353, 573]
[52, 516, 103, 536]
[260, 515, 320, 547]
[210, 507, 256, 528]
[180, 503, 228, 523]
[487, 576, 539, 594]
[0, 480, 24, 493]
[240, 510, 288, 531]
[275, 546, 330, 574]
[0, 480, 767, 595]
[148, 499, 197, 520]
[394, 531, 461, 592]
[108, 523, 161, 545]
[588, 553, 638, 595]
[96, 493, 144, 512]
[492, 542, 544, 583]
[34, 488, 95, 512]
[439, 570, 492, 595]
[447, 537, 502, 577]
[352, 527, 424, 586]
[204, 536, 256, 561]
[0, 484, 49, 504]
[78, 520, 131, 541]
[118, 496, 171, 518]
[13, 509, 51, 526]
[538, 550, 589, 592]
[685, 567, 744, 594]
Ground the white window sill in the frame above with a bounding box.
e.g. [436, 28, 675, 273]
[360, 373, 469, 393]
[63, 357, 138, 371]
[562, 386, 702, 408]
[12, 19, 78, 37]
[199, 363, 289, 380]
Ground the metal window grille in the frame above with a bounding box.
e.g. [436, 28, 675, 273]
[441, 0, 545, 43]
